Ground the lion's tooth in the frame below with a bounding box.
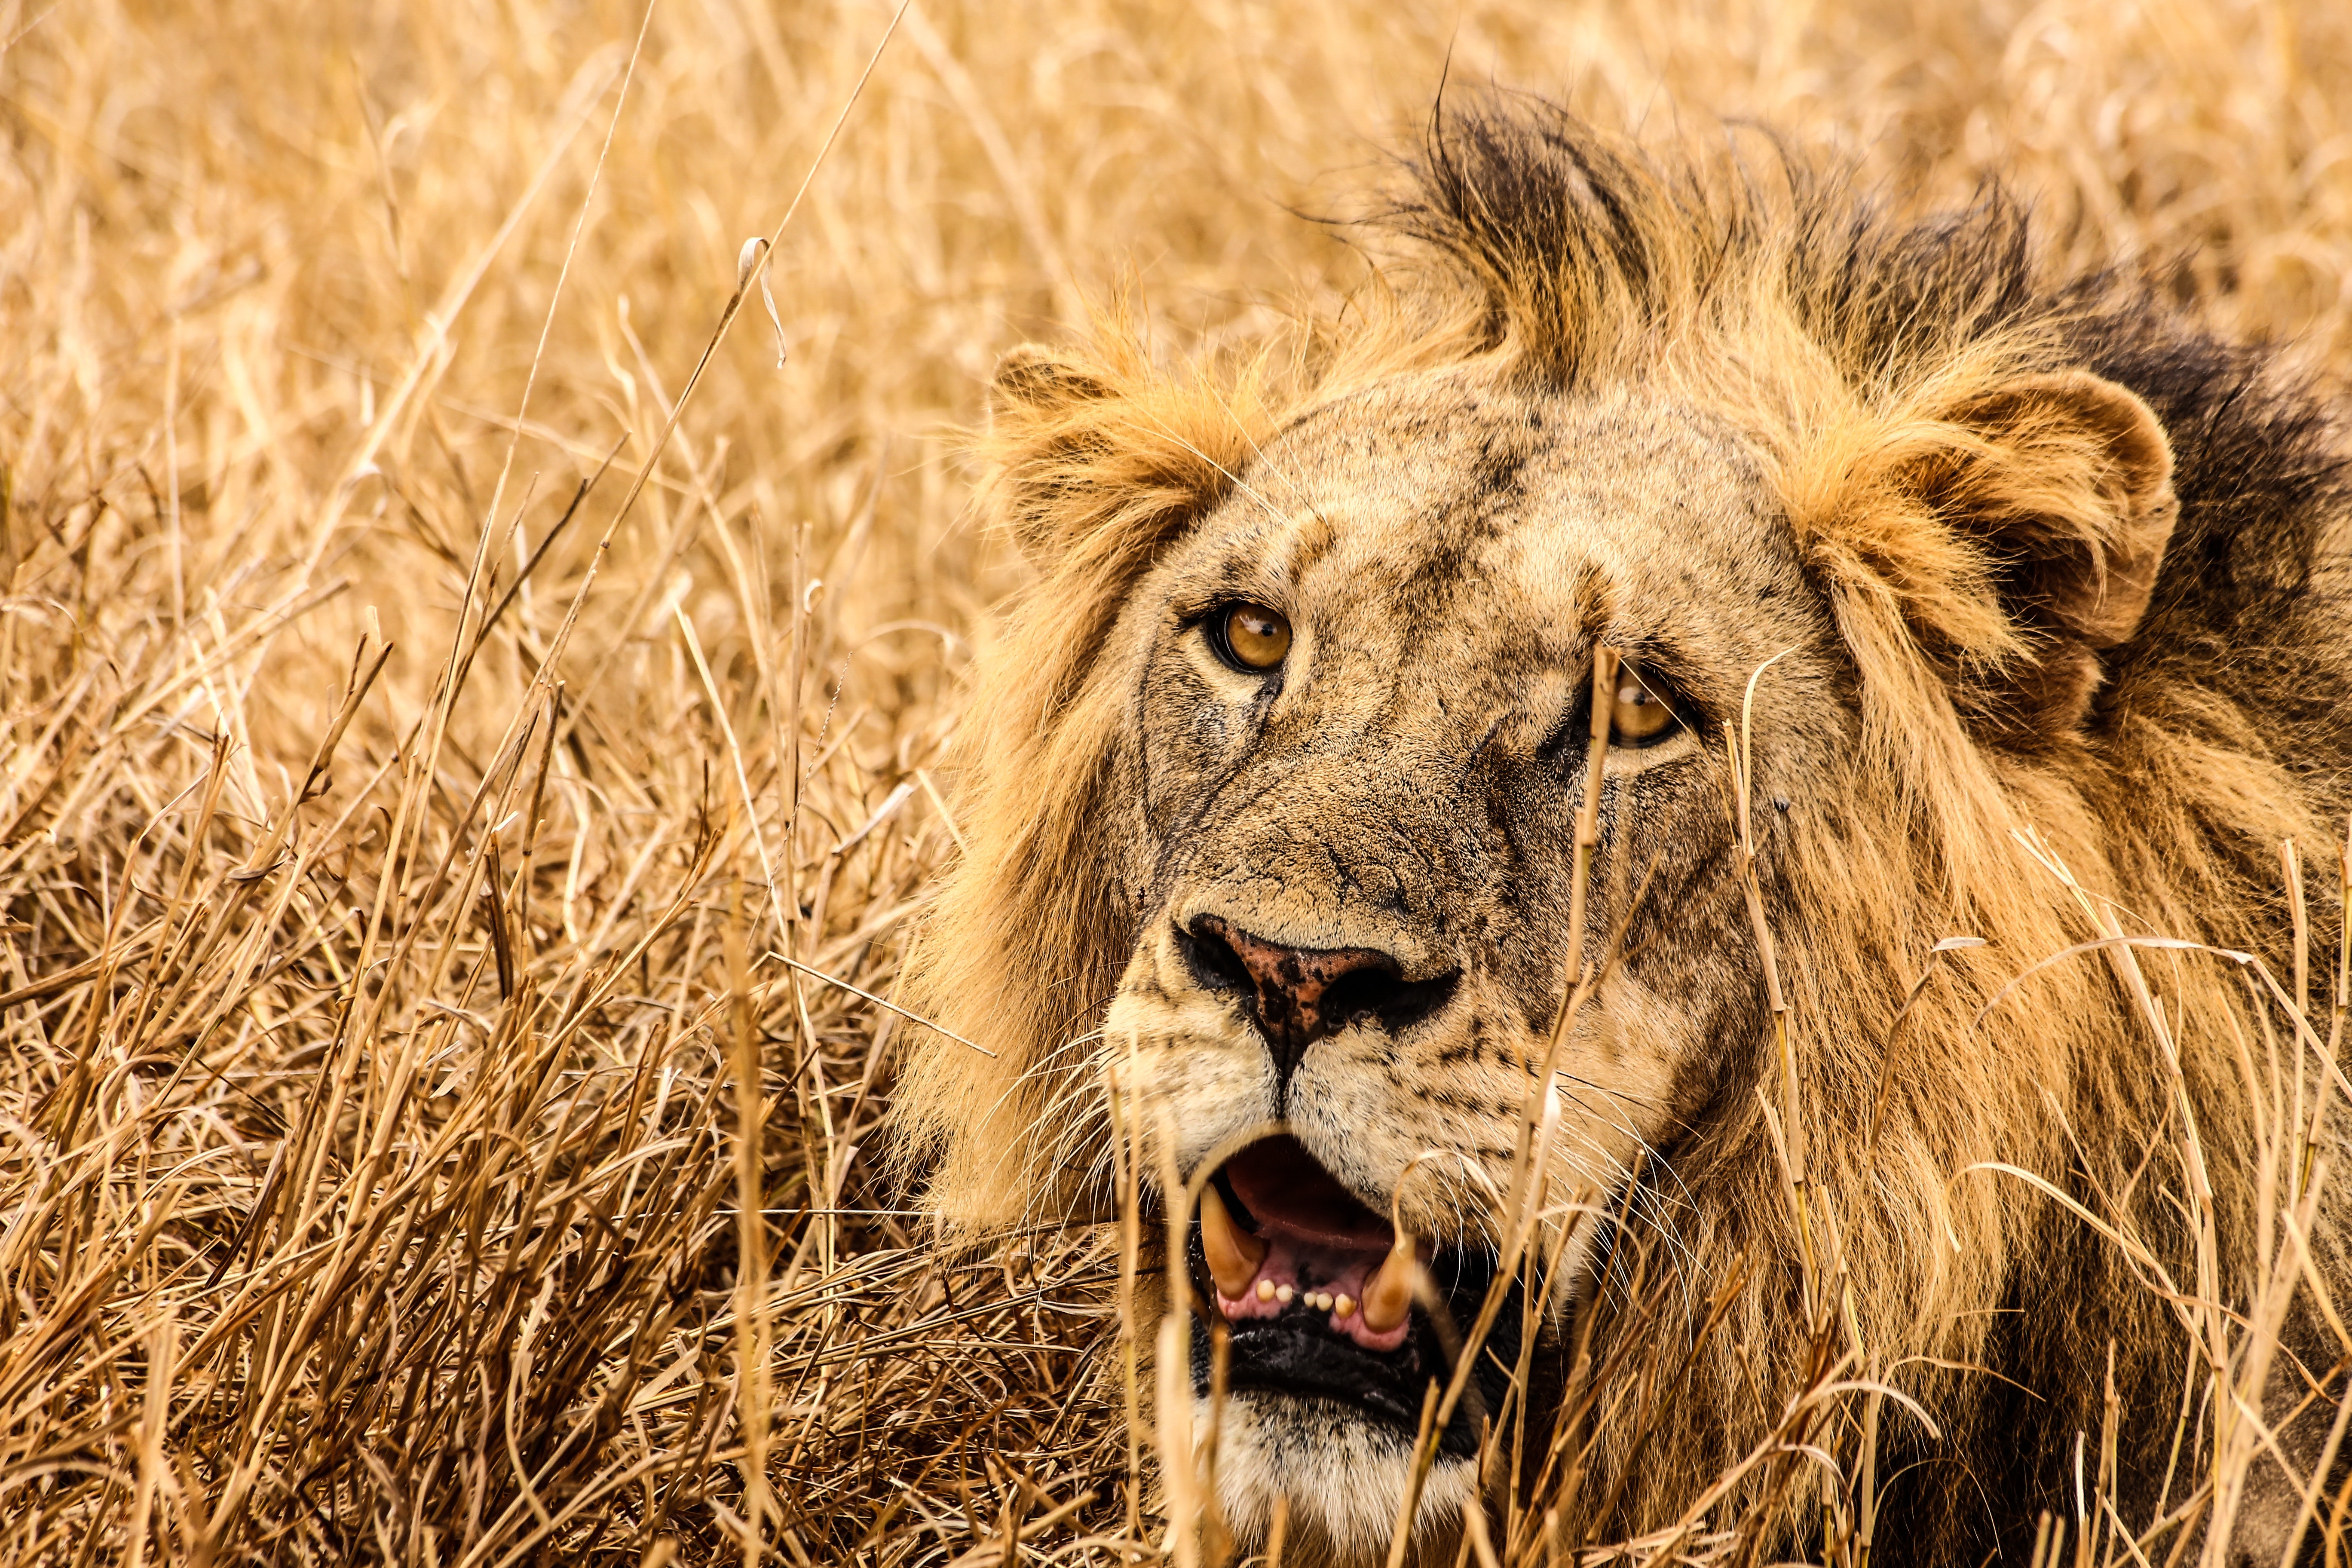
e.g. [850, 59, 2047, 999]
[1275, 1284, 1295, 1304]
[1256, 1279, 1276, 1302]
[1334, 1293, 1357, 1318]
[1362, 1231, 1418, 1334]
[1198, 1183, 1268, 1300]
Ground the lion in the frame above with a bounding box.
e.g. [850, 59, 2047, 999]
[895, 98, 2352, 1565]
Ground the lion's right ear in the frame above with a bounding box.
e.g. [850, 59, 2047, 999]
[989, 343, 1113, 423]
[983, 345, 1118, 564]
[977, 336, 1262, 570]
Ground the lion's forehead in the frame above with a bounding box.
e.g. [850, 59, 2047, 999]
[1199, 376, 1810, 676]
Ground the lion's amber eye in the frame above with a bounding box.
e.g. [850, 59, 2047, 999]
[1215, 603, 1292, 672]
[1609, 666, 1680, 745]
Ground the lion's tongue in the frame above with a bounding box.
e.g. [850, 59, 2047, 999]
[1215, 1138, 1409, 1352]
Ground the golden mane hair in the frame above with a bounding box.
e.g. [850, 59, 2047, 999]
[897, 97, 2352, 1545]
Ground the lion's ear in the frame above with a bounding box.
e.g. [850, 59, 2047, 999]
[1914, 369, 2179, 737]
[989, 343, 1112, 423]
[982, 345, 1118, 564]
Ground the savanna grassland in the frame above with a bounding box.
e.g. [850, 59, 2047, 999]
[4, 1, 2352, 1563]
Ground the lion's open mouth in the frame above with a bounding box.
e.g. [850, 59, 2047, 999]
[1188, 1136, 1514, 1457]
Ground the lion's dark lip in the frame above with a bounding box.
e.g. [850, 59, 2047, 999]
[1185, 1245, 1516, 1459]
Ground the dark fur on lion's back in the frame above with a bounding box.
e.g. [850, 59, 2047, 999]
[897, 92, 2352, 1565]
[1393, 101, 2352, 1558]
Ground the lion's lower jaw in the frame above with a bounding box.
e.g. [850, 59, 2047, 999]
[1200, 1392, 1476, 1567]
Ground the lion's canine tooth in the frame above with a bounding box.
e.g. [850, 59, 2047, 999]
[1362, 1231, 1418, 1334]
[1255, 1279, 1276, 1302]
[1198, 1183, 1268, 1300]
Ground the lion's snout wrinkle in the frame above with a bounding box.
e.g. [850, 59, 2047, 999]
[1182, 913, 1458, 1083]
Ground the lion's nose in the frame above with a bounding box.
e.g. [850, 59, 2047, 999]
[1182, 913, 1451, 1083]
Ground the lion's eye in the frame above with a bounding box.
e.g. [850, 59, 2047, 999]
[1213, 603, 1292, 673]
[1609, 665, 1681, 746]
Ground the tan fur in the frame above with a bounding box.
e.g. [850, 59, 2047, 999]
[897, 106, 2352, 1562]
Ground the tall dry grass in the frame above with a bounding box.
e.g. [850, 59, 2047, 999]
[3, 0, 2351, 1562]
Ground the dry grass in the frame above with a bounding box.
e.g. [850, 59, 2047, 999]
[3, 0, 2352, 1562]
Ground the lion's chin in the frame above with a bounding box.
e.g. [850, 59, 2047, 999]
[1204, 1392, 1476, 1566]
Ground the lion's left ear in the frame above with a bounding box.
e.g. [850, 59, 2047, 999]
[1911, 369, 2179, 737]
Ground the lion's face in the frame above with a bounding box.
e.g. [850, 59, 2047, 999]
[1099, 369, 1842, 1554]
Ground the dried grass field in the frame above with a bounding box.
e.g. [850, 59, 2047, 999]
[5, 0, 2352, 1562]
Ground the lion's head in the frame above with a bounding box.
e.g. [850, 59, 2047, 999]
[899, 101, 2352, 1564]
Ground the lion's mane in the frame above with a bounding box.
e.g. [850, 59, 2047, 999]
[898, 98, 2352, 1551]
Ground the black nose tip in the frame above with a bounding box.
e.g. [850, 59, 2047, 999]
[1179, 913, 1457, 1082]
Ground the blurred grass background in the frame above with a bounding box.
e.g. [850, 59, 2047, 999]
[1, 0, 2348, 1562]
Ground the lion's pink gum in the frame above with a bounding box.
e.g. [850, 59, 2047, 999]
[1210, 1136, 1414, 1351]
